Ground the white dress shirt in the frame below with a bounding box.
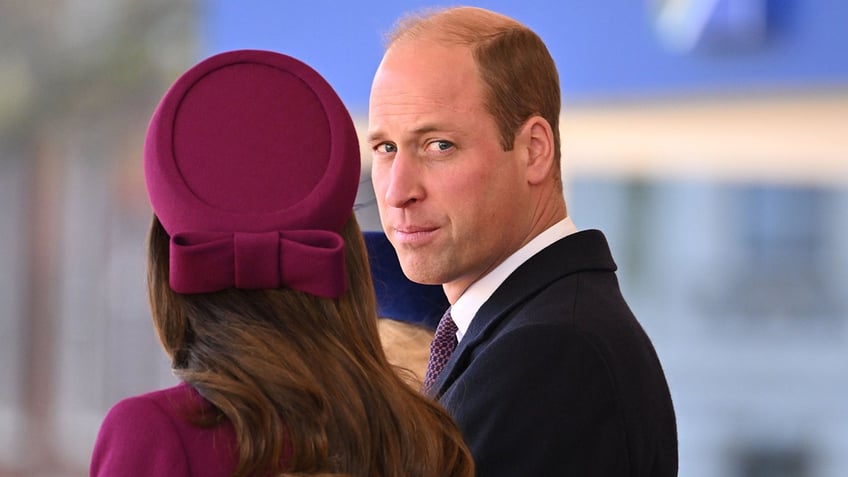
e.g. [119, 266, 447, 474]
[450, 217, 578, 342]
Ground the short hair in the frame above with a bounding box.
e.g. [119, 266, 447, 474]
[385, 7, 562, 172]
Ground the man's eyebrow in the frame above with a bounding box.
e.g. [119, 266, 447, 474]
[368, 124, 453, 144]
[366, 131, 385, 144]
[365, 124, 452, 144]
[411, 124, 443, 135]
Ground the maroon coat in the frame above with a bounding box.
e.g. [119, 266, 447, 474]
[91, 383, 246, 476]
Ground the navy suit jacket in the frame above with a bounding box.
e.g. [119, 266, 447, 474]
[430, 230, 678, 476]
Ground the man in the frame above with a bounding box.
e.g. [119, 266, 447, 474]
[367, 6, 677, 477]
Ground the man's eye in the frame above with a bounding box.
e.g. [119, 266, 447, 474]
[376, 143, 397, 154]
[425, 140, 454, 152]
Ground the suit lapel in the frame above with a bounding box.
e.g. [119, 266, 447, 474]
[431, 229, 617, 397]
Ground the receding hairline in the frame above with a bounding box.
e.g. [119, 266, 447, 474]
[382, 6, 529, 49]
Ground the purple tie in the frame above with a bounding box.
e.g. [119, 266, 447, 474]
[423, 307, 458, 393]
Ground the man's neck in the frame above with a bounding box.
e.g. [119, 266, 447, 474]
[447, 216, 578, 340]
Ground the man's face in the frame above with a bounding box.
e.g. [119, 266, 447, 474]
[368, 39, 533, 302]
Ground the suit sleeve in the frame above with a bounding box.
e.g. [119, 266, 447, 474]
[442, 324, 628, 477]
[90, 395, 191, 477]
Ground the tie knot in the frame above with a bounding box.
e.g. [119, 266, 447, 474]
[438, 308, 458, 336]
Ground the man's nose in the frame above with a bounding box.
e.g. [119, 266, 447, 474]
[382, 152, 424, 208]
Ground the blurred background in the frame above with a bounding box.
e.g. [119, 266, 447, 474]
[1, 0, 846, 476]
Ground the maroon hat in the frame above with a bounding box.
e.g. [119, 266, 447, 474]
[144, 49, 360, 297]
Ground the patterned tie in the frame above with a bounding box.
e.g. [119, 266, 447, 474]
[423, 307, 458, 393]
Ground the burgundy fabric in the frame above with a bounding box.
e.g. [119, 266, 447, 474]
[143, 49, 360, 297]
[90, 383, 248, 476]
[423, 307, 458, 392]
[170, 229, 345, 296]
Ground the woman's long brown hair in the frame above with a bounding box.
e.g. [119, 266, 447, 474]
[147, 214, 473, 477]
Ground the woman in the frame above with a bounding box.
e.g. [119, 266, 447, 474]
[90, 49, 473, 477]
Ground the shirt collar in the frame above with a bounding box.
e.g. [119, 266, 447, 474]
[450, 216, 578, 342]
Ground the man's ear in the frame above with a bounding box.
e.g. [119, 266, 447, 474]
[518, 116, 555, 185]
